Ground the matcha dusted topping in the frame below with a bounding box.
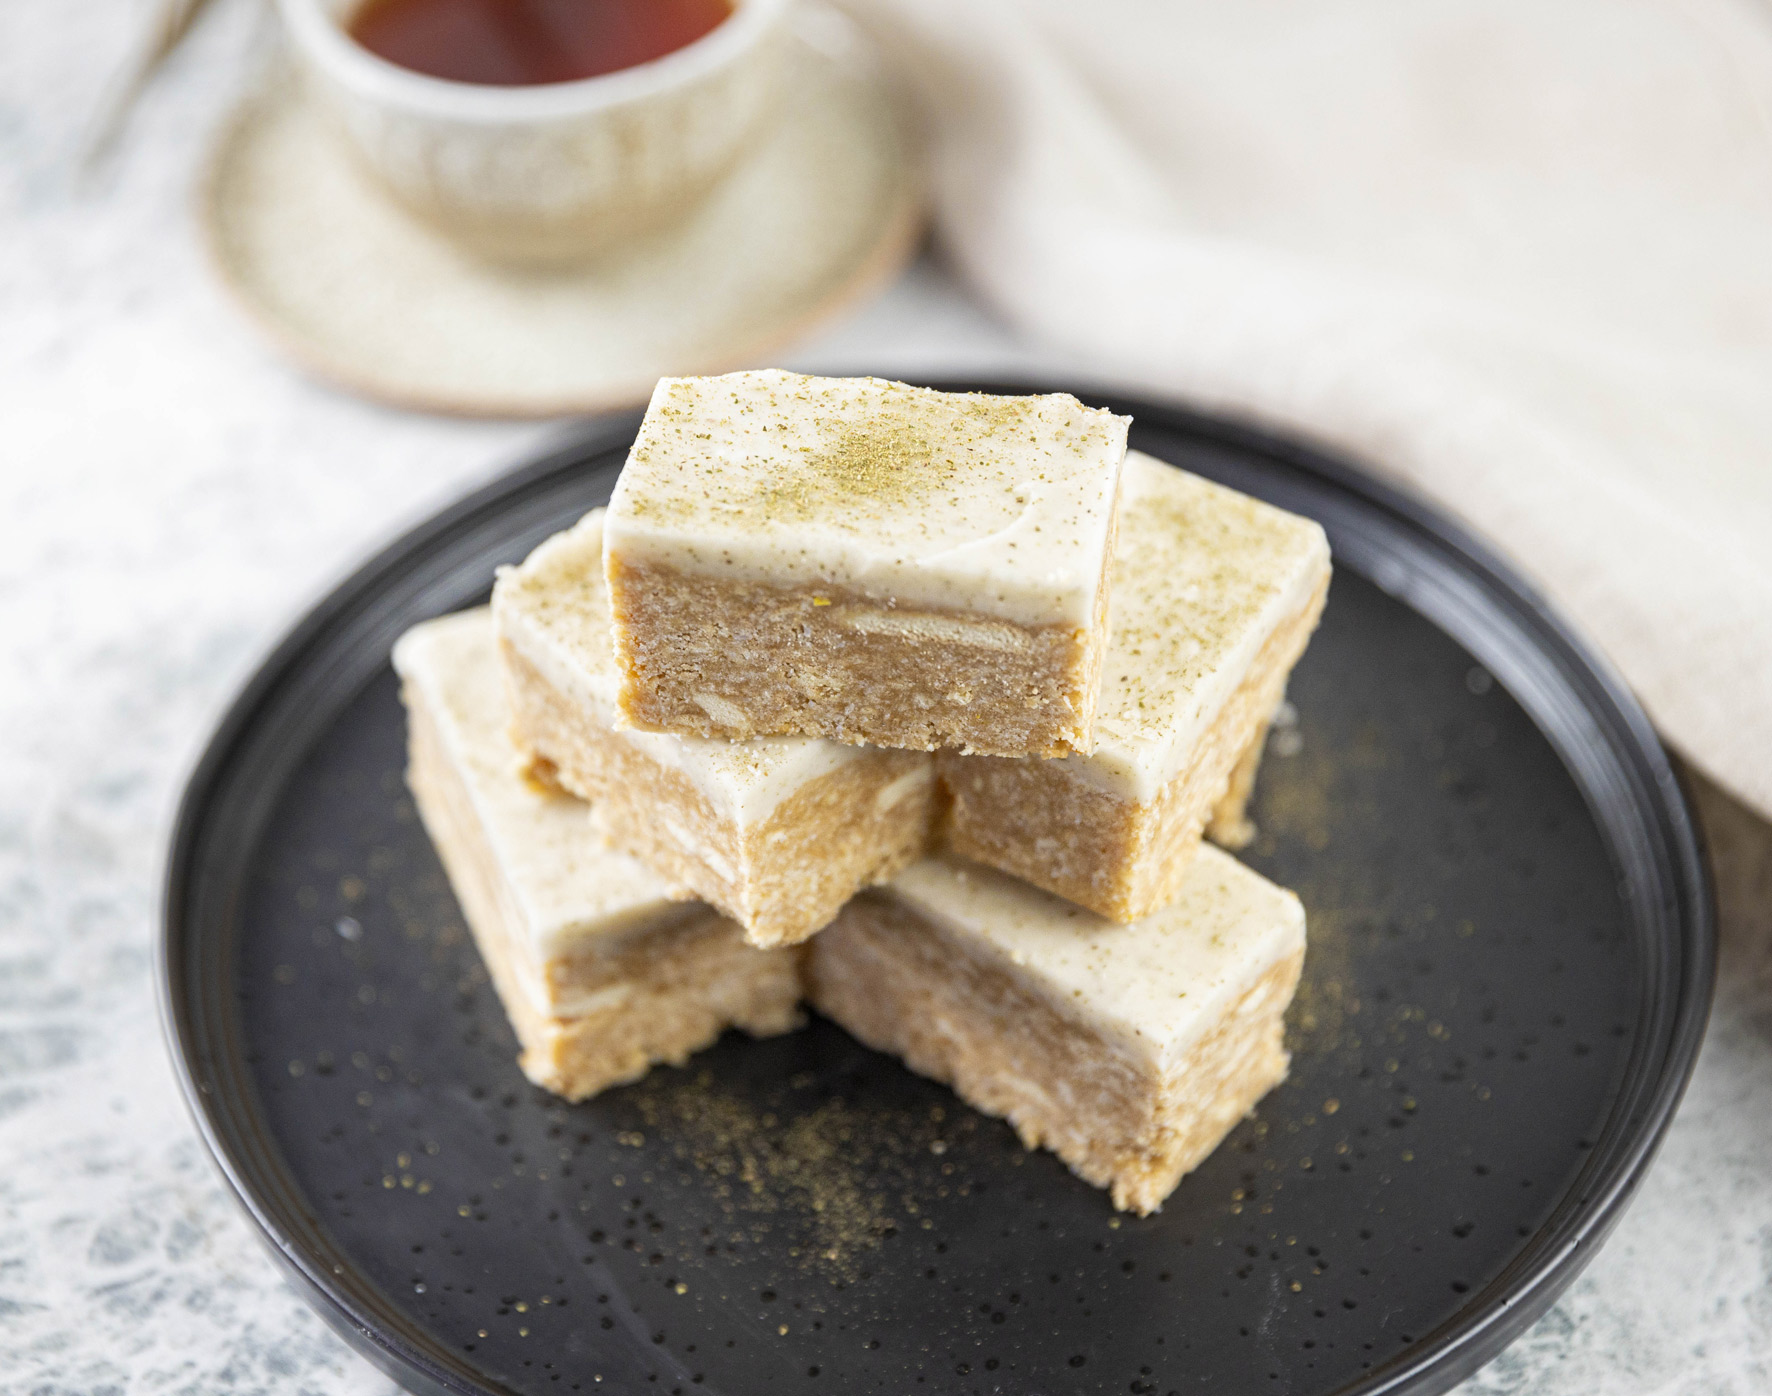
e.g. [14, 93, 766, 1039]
[606, 371, 1130, 628]
[1101, 457, 1322, 731]
[892, 847, 1304, 1065]
[1054, 452, 1332, 798]
[627, 377, 1112, 527]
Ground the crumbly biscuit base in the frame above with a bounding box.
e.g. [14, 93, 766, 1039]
[1205, 705, 1274, 851]
[405, 680, 803, 1102]
[502, 640, 934, 948]
[519, 928, 805, 1103]
[606, 559, 1110, 758]
[807, 892, 1301, 1214]
[940, 569, 1329, 922]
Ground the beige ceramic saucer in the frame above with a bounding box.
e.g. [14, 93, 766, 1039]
[203, 25, 921, 417]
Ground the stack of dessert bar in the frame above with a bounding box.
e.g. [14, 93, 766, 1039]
[395, 371, 1330, 1215]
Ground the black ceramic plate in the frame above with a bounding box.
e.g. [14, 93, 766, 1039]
[163, 387, 1713, 1396]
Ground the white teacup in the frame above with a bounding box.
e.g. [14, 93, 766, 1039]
[276, 0, 793, 264]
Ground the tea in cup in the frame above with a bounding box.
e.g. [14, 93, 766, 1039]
[277, 0, 792, 264]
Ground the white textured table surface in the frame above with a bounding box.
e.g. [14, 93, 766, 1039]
[4, 4, 1771, 1392]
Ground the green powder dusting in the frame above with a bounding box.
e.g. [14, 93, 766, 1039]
[623, 375, 1112, 531]
[627, 1067, 970, 1283]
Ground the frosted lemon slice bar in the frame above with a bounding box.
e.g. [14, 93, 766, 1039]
[493, 510, 936, 949]
[393, 610, 802, 1102]
[806, 847, 1305, 1214]
[939, 453, 1330, 922]
[602, 371, 1130, 758]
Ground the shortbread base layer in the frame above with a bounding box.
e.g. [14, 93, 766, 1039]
[939, 569, 1329, 922]
[607, 560, 1107, 758]
[807, 892, 1300, 1214]
[406, 678, 803, 1102]
[1204, 705, 1273, 850]
[513, 927, 805, 1103]
[502, 640, 934, 948]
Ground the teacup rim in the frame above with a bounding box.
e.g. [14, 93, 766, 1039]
[276, 0, 790, 122]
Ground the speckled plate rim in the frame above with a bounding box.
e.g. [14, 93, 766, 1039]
[197, 46, 923, 421]
[160, 389, 1715, 1396]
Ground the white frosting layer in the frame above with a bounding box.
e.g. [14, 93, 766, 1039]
[887, 847, 1304, 1072]
[492, 509, 879, 825]
[604, 371, 1130, 628]
[391, 610, 702, 982]
[1051, 451, 1330, 800]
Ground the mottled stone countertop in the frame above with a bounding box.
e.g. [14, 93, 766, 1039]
[4, 4, 1770, 1393]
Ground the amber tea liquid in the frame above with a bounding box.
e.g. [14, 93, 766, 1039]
[349, 0, 735, 86]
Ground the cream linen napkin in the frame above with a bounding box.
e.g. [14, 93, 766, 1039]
[849, 0, 1772, 822]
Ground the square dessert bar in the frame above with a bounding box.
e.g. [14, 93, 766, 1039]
[493, 510, 937, 949]
[393, 610, 803, 1102]
[602, 371, 1131, 757]
[806, 846, 1305, 1214]
[939, 452, 1331, 922]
